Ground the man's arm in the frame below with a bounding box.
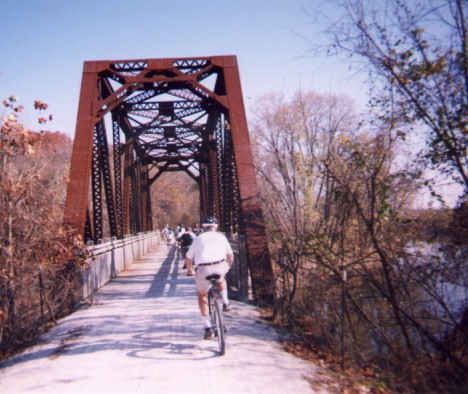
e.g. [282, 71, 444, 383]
[226, 253, 234, 267]
[223, 236, 234, 267]
[186, 257, 195, 276]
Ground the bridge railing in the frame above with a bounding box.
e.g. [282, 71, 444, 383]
[82, 231, 161, 301]
[227, 234, 250, 301]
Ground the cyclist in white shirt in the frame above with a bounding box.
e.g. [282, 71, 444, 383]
[185, 216, 234, 339]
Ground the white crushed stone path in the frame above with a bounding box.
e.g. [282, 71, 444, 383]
[0, 244, 334, 393]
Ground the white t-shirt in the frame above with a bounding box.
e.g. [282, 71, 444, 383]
[186, 231, 233, 264]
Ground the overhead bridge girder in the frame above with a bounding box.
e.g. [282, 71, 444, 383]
[63, 55, 274, 301]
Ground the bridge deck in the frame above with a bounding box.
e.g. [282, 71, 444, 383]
[0, 244, 330, 393]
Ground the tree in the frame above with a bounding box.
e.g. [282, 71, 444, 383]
[251, 90, 467, 390]
[0, 97, 83, 359]
[250, 91, 357, 316]
[322, 123, 468, 387]
[150, 171, 200, 229]
[310, 0, 468, 202]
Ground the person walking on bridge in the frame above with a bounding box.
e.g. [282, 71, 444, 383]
[180, 226, 196, 258]
[185, 216, 233, 339]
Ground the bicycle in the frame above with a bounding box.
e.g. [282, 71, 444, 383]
[206, 273, 226, 355]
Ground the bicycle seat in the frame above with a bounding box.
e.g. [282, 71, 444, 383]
[205, 274, 221, 281]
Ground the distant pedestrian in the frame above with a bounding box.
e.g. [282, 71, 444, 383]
[180, 227, 196, 267]
[192, 223, 202, 236]
[162, 224, 170, 244]
[165, 227, 175, 246]
[176, 224, 185, 249]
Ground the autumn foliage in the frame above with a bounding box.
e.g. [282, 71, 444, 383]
[251, 90, 467, 393]
[0, 96, 86, 360]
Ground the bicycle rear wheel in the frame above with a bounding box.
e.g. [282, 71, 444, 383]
[213, 298, 225, 355]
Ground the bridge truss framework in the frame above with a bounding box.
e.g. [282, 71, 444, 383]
[63, 55, 274, 300]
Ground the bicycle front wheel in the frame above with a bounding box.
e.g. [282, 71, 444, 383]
[213, 299, 226, 355]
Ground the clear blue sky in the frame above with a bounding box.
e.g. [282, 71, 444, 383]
[0, 0, 366, 136]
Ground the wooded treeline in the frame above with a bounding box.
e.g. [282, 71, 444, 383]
[149, 171, 200, 231]
[0, 97, 87, 359]
[250, 1, 468, 391]
[251, 91, 467, 393]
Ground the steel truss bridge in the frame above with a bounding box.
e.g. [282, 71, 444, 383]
[63, 55, 274, 300]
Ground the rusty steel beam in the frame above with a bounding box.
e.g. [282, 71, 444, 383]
[122, 143, 133, 235]
[218, 56, 275, 302]
[112, 114, 123, 238]
[63, 62, 100, 238]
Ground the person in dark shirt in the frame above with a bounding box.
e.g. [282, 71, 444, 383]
[180, 227, 196, 261]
